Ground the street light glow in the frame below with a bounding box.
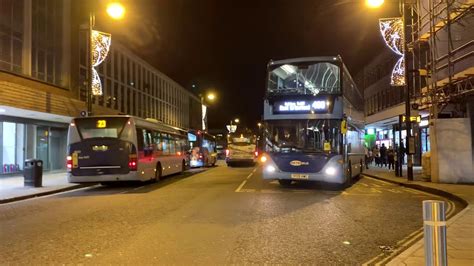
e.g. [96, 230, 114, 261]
[234, 118, 240, 123]
[366, 0, 384, 8]
[106, 2, 125, 20]
[207, 93, 216, 101]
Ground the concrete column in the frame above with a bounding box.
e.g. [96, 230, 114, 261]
[22, 0, 32, 76]
[25, 124, 36, 160]
[430, 119, 440, 183]
[0, 122, 3, 171]
[468, 98, 474, 167]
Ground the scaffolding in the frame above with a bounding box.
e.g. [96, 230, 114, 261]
[407, 0, 474, 112]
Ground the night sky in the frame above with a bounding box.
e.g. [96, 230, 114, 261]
[99, 0, 400, 130]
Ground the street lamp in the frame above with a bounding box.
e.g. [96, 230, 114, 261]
[106, 2, 125, 20]
[207, 93, 216, 101]
[199, 91, 218, 131]
[369, 0, 414, 181]
[234, 118, 240, 124]
[366, 0, 385, 9]
[86, 2, 125, 116]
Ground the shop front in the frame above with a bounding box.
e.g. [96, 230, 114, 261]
[0, 114, 70, 176]
[365, 115, 430, 167]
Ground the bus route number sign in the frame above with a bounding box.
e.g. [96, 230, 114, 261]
[96, 120, 107, 128]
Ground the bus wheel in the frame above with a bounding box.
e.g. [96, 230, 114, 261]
[342, 161, 353, 189]
[154, 163, 162, 182]
[278, 179, 292, 187]
[181, 160, 186, 174]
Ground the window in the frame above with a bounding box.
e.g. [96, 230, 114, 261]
[0, 0, 23, 73]
[32, 0, 63, 85]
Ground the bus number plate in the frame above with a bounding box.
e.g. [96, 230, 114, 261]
[291, 174, 309, 180]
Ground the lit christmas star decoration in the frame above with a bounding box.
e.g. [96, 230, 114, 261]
[379, 18, 405, 86]
[91, 30, 111, 95]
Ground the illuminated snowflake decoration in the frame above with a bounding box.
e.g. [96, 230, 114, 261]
[91, 30, 111, 96]
[379, 18, 405, 86]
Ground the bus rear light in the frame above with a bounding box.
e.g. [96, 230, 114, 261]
[66, 156, 72, 171]
[254, 151, 259, 157]
[225, 149, 230, 157]
[177, 151, 182, 156]
[128, 155, 137, 171]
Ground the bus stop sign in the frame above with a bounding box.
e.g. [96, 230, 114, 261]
[341, 120, 347, 135]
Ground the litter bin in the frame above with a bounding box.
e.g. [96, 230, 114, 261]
[24, 159, 43, 187]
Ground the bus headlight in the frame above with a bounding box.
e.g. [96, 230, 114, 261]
[325, 166, 336, 176]
[260, 155, 267, 163]
[265, 165, 276, 173]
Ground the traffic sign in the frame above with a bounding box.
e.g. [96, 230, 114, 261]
[401, 115, 421, 123]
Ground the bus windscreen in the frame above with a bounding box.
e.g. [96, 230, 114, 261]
[74, 117, 129, 139]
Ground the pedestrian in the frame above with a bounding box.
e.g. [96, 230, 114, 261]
[368, 148, 373, 166]
[387, 146, 395, 170]
[399, 141, 406, 165]
[380, 143, 387, 167]
[364, 146, 369, 169]
[394, 145, 399, 175]
[373, 145, 380, 166]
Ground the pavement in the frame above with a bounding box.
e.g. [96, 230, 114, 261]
[0, 168, 207, 204]
[362, 165, 474, 266]
[0, 171, 82, 204]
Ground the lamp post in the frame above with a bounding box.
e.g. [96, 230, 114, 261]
[199, 91, 217, 131]
[86, 2, 125, 116]
[368, 0, 414, 180]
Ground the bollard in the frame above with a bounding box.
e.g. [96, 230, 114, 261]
[423, 200, 447, 266]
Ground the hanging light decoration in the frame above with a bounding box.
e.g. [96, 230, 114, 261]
[379, 18, 405, 86]
[91, 30, 112, 96]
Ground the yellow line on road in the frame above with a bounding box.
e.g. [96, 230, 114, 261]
[246, 173, 254, 180]
[235, 180, 247, 192]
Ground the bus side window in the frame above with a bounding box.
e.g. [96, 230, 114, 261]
[143, 130, 153, 157]
[169, 135, 176, 154]
[162, 134, 170, 155]
[136, 128, 145, 157]
[152, 131, 163, 156]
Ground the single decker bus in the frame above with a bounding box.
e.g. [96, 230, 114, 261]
[67, 115, 187, 184]
[226, 132, 258, 166]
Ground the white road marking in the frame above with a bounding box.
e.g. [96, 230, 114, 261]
[235, 170, 255, 192]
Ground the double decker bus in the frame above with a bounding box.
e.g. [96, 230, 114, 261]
[67, 115, 187, 183]
[187, 130, 217, 167]
[260, 56, 365, 187]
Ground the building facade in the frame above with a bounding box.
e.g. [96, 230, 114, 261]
[358, 0, 473, 182]
[411, 0, 474, 182]
[0, 0, 202, 175]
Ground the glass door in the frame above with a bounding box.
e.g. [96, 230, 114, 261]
[36, 126, 50, 170]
